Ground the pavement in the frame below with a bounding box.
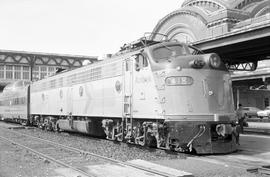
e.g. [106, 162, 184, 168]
[56, 160, 194, 177]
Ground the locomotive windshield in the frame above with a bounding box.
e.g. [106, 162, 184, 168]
[151, 44, 188, 62]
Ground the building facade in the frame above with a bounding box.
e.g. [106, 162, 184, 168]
[152, 0, 270, 43]
[232, 63, 270, 109]
[151, 0, 270, 109]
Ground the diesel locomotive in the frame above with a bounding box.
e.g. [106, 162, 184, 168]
[0, 35, 238, 154]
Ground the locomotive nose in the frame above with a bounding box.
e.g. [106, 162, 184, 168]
[188, 53, 224, 70]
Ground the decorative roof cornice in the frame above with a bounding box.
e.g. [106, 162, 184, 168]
[182, 0, 268, 11]
[152, 7, 209, 34]
[182, 0, 229, 9]
[207, 17, 240, 27]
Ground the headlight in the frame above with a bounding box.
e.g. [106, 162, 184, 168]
[165, 76, 193, 86]
[209, 54, 221, 68]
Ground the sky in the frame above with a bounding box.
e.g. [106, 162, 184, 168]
[0, 0, 184, 57]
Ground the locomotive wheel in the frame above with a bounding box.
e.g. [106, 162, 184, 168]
[115, 126, 123, 141]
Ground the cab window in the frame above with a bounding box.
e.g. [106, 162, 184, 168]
[135, 54, 148, 71]
[151, 44, 187, 62]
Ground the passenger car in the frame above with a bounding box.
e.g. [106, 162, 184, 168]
[257, 107, 270, 118]
[242, 107, 261, 118]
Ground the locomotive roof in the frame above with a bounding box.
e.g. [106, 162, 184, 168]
[31, 37, 190, 85]
[35, 41, 188, 75]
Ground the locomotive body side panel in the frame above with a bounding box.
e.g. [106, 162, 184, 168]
[31, 58, 125, 118]
[102, 77, 123, 117]
[68, 59, 123, 117]
[132, 55, 163, 119]
[69, 76, 123, 117]
[31, 83, 69, 116]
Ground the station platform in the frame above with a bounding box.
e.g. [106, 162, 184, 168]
[245, 121, 270, 134]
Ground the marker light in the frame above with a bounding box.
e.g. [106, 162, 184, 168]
[176, 66, 181, 71]
[165, 76, 193, 86]
[209, 54, 221, 68]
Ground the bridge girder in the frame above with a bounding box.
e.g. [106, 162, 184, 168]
[0, 50, 97, 67]
[0, 50, 98, 88]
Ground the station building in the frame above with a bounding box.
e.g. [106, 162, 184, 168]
[151, 0, 270, 109]
[151, 0, 270, 43]
[232, 62, 270, 109]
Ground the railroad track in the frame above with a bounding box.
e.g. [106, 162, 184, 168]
[1, 124, 268, 176]
[0, 127, 191, 177]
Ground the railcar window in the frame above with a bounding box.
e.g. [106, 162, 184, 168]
[152, 45, 187, 62]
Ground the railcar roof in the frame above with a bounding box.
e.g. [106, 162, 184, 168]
[3, 81, 30, 93]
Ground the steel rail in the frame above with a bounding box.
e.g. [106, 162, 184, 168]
[0, 135, 97, 177]
[1, 128, 179, 177]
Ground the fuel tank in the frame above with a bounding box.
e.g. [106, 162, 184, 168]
[57, 119, 105, 137]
